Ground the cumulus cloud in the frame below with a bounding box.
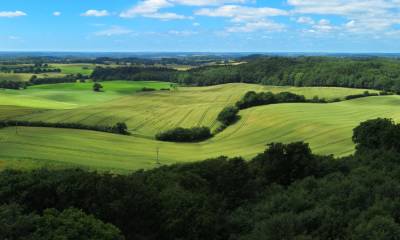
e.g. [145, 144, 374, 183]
[81, 10, 110, 17]
[195, 5, 287, 22]
[120, 0, 249, 19]
[53, 11, 61, 17]
[288, 0, 400, 34]
[297, 16, 314, 25]
[195, 5, 287, 33]
[0, 11, 27, 18]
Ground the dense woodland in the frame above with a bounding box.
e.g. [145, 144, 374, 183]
[2, 118, 400, 239]
[91, 57, 400, 91]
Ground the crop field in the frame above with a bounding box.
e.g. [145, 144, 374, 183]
[49, 64, 98, 75]
[5, 83, 379, 136]
[0, 81, 394, 172]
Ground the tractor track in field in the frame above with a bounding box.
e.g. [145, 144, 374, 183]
[131, 108, 172, 131]
[75, 110, 109, 124]
[213, 108, 254, 142]
[175, 109, 194, 128]
[210, 95, 233, 129]
[5, 109, 52, 121]
[5, 140, 147, 159]
[197, 95, 220, 127]
[93, 115, 116, 126]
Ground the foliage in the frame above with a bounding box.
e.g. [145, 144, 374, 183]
[0, 120, 129, 135]
[29, 74, 85, 85]
[345, 91, 380, 100]
[90, 57, 400, 91]
[217, 106, 239, 126]
[156, 126, 212, 142]
[236, 91, 307, 109]
[91, 66, 177, 82]
[1, 119, 400, 239]
[0, 204, 124, 240]
[0, 80, 26, 89]
[93, 82, 103, 92]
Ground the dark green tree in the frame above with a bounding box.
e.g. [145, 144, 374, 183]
[93, 82, 103, 92]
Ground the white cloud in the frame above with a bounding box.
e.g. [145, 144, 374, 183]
[297, 16, 314, 25]
[120, 0, 249, 19]
[53, 11, 61, 17]
[312, 19, 336, 32]
[81, 10, 110, 17]
[195, 5, 287, 33]
[195, 5, 287, 22]
[143, 12, 189, 20]
[288, 0, 400, 33]
[171, 0, 248, 6]
[94, 26, 133, 36]
[0, 11, 27, 18]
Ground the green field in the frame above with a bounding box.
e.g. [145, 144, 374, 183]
[0, 81, 393, 172]
[6, 83, 379, 137]
[49, 64, 98, 75]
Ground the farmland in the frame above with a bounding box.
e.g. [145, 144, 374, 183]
[1, 81, 398, 172]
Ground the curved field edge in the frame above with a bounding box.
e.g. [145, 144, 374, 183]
[1, 95, 399, 172]
[1, 83, 380, 137]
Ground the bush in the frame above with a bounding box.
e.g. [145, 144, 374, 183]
[93, 82, 103, 92]
[345, 91, 379, 100]
[156, 127, 212, 142]
[141, 87, 156, 92]
[217, 106, 239, 126]
[235, 91, 307, 110]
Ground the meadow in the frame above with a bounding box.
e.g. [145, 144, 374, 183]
[1, 81, 396, 172]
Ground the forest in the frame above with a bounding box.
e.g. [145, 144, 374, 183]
[2, 118, 400, 239]
[91, 57, 400, 91]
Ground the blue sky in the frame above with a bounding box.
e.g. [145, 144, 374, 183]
[1, 0, 400, 52]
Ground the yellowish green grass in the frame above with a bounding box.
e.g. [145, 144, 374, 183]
[0, 82, 391, 172]
[9, 83, 379, 137]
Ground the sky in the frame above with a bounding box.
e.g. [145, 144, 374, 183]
[1, 0, 400, 52]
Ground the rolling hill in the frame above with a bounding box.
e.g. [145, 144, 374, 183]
[0, 81, 395, 172]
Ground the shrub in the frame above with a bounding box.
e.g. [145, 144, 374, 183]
[156, 127, 212, 142]
[141, 87, 156, 92]
[217, 106, 239, 126]
[93, 82, 103, 92]
[235, 91, 307, 110]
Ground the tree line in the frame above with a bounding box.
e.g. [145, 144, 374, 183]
[0, 121, 128, 135]
[235, 91, 307, 109]
[91, 57, 400, 91]
[1, 118, 400, 239]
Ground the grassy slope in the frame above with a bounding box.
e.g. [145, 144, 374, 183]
[1, 96, 399, 172]
[49, 64, 97, 75]
[0, 82, 391, 172]
[0, 81, 171, 109]
[12, 83, 379, 137]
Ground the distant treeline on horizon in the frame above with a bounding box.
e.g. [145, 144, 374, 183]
[91, 56, 400, 92]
